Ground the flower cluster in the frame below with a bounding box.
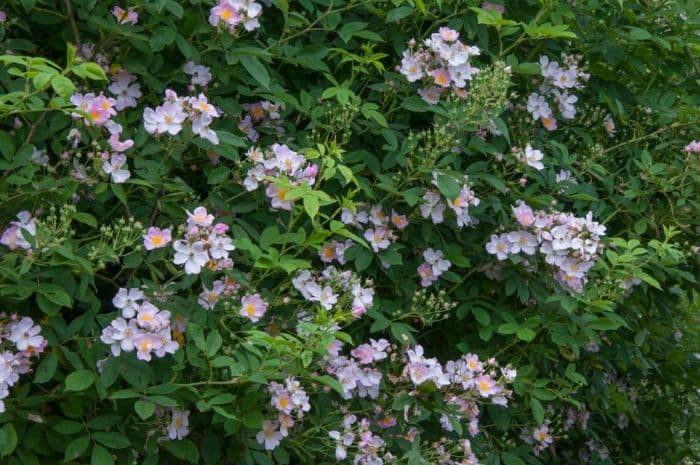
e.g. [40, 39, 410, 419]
[165, 408, 190, 440]
[238, 100, 283, 142]
[0, 315, 47, 413]
[521, 422, 555, 456]
[526, 54, 588, 130]
[398, 27, 481, 105]
[318, 239, 353, 264]
[197, 276, 241, 310]
[421, 173, 480, 228]
[239, 293, 269, 322]
[685, 140, 700, 153]
[183, 61, 212, 90]
[70, 92, 117, 127]
[329, 415, 390, 464]
[108, 69, 142, 111]
[293, 266, 374, 317]
[143, 227, 172, 251]
[144, 89, 221, 144]
[208, 0, 262, 34]
[257, 377, 310, 450]
[563, 403, 590, 432]
[1, 211, 36, 252]
[323, 338, 388, 399]
[340, 204, 408, 255]
[417, 248, 452, 287]
[242, 144, 318, 210]
[111, 6, 138, 25]
[405, 347, 515, 438]
[171, 207, 235, 274]
[100, 288, 179, 362]
[513, 144, 545, 171]
[486, 201, 606, 292]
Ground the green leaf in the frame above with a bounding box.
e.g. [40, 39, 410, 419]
[135, 400, 156, 420]
[65, 369, 95, 392]
[530, 398, 544, 424]
[51, 75, 76, 98]
[436, 174, 461, 200]
[0, 424, 18, 457]
[386, 6, 414, 23]
[34, 351, 57, 383]
[303, 195, 319, 219]
[310, 375, 346, 396]
[71, 62, 108, 81]
[588, 317, 622, 331]
[64, 436, 90, 461]
[532, 387, 556, 401]
[111, 183, 128, 206]
[91, 445, 114, 465]
[240, 56, 270, 88]
[163, 440, 200, 464]
[92, 432, 131, 449]
[516, 327, 536, 342]
[401, 96, 430, 112]
[628, 27, 652, 41]
[206, 330, 223, 357]
[501, 452, 525, 465]
[0, 131, 15, 160]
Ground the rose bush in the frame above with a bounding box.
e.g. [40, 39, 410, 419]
[0, 0, 698, 464]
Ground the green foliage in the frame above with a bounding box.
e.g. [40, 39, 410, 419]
[0, 0, 698, 465]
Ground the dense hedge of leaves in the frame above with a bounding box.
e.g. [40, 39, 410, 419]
[0, 0, 698, 464]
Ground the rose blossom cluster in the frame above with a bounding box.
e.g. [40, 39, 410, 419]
[293, 266, 374, 318]
[108, 69, 142, 111]
[112, 6, 138, 25]
[526, 54, 588, 130]
[340, 204, 408, 256]
[521, 422, 555, 456]
[405, 348, 515, 437]
[165, 408, 190, 440]
[486, 201, 606, 292]
[563, 403, 590, 432]
[170, 207, 235, 275]
[144, 89, 221, 145]
[238, 100, 283, 142]
[398, 27, 481, 105]
[685, 140, 700, 153]
[70, 80, 136, 183]
[197, 276, 241, 310]
[513, 144, 545, 171]
[70, 92, 118, 128]
[322, 338, 388, 399]
[242, 144, 318, 210]
[100, 288, 179, 362]
[1, 211, 37, 252]
[256, 377, 311, 450]
[421, 173, 480, 228]
[0, 315, 47, 413]
[417, 248, 452, 287]
[328, 415, 391, 464]
[183, 61, 212, 90]
[208, 0, 262, 34]
[318, 239, 354, 264]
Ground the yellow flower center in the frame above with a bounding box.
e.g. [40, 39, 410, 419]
[245, 303, 256, 316]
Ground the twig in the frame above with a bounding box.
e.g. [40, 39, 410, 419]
[24, 110, 49, 144]
[64, 0, 80, 45]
